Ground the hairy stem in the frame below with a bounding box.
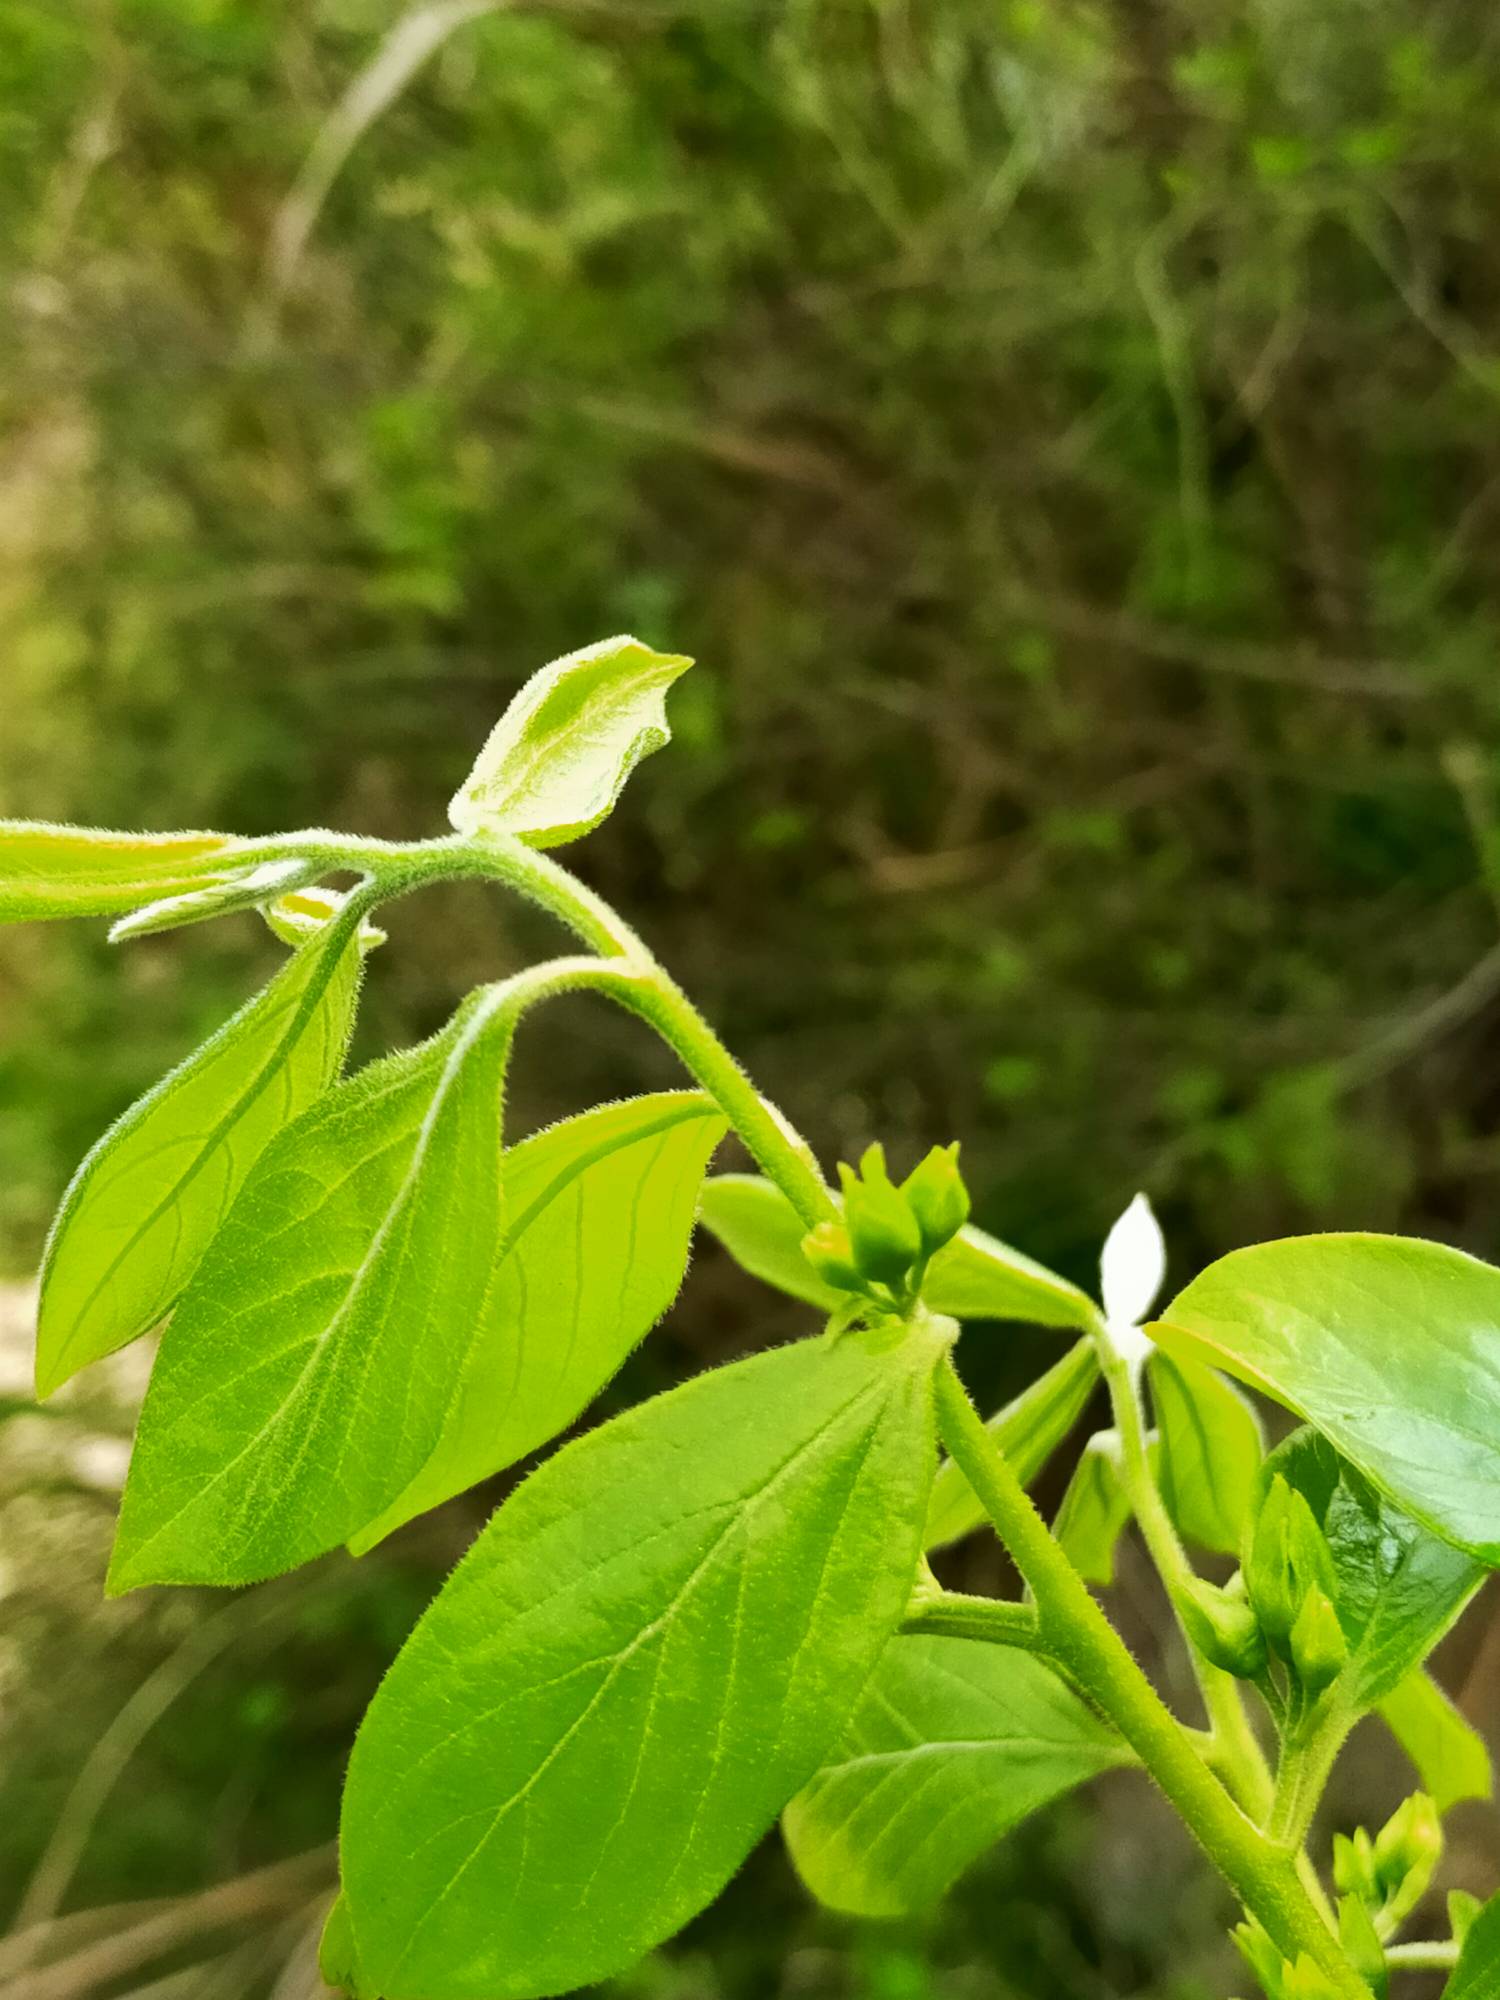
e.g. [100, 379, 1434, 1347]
[1384, 1940, 1459, 1971]
[1093, 1319, 1275, 1821]
[901, 1591, 1047, 1651]
[933, 1358, 1368, 2000]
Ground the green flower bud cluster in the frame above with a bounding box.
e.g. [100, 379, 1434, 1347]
[1333, 1793, 1442, 1942]
[1244, 1475, 1348, 1702]
[1176, 1573, 1267, 1680]
[801, 1142, 970, 1303]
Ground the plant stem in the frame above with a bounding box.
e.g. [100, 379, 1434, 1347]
[1093, 1318, 1276, 1821]
[933, 1358, 1369, 2000]
[1385, 1940, 1459, 1971]
[901, 1591, 1047, 1651]
[1268, 1701, 1357, 1852]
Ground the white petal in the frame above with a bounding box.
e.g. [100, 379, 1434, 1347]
[1100, 1192, 1166, 1329]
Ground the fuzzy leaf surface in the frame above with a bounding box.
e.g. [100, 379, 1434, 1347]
[340, 1325, 945, 2000]
[109, 986, 525, 1590]
[0, 820, 252, 923]
[1154, 1234, 1500, 1561]
[37, 909, 366, 1395]
[1446, 1891, 1500, 1999]
[350, 1092, 726, 1550]
[782, 1635, 1131, 1915]
[449, 635, 692, 847]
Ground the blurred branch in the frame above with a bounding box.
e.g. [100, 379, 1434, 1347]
[245, 0, 512, 353]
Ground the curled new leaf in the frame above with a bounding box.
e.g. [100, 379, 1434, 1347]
[783, 1636, 1132, 1916]
[449, 635, 692, 848]
[37, 899, 370, 1396]
[339, 1322, 947, 2000]
[108, 856, 323, 940]
[0, 820, 253, 924]
[349, 1092, 727, 1552]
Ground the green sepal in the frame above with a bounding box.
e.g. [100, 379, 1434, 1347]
[838, 1144, 922, 1288]
[900, 1142, 971, 1258]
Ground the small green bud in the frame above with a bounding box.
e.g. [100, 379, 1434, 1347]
[800, 1221, 865, 1295]
[1288, 1588, 1348, 1700]
[1373, 1792, 1441, 1930]
[1178, 1574, 1267, 1679]
[1332, 1828, 1379, 1909]
[1232, 1925, 1344, 2000]
[900, 1142, 970, 1257]
[837, 1143, 923, 1288]
[1245, 1475, 1339, 1657]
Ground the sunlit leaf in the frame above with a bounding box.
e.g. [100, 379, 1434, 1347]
[1377, 1671, 1492, 1815]
[37, 900, 369, 1396]
[1153, 1234, 1500, 1561]
[0, 820, 252, 924]
[109, 982, 534, 1590]
[339, 1322, 946, 2000]
[783, 1635, 1132, 1915]
[924, 1337, 1099, 1550]
[449, 634, 693, 847]
[350, 1092, 726, 1551]
[1151, 1351, 1263, 1557]
[698, 1173, 1097, 1328]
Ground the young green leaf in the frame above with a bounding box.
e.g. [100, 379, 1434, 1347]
[1054, 1432, 1137, 1586]
[1377, 1671, 1492, 1815]
[1150, 1352, 1263, 1557]
[0, 820, 253, 923]
[448, 635, 693, 848]
[1256, 1429, 1483, 1703]
[782, 1635, 1132, 1916]
[107, 856, 322, 940]
[37, 900, 370, 1396]
[924, 1337, 1099, 1550]
[698, 1173, 1098, 1329]
[348, 1092, 727, 1552]
[1153, 1234, 1500, 1561]
[339, 1322, 947, 2000]
[1443, 1889, 1500, 2000]
[109, 981, 537, 1591]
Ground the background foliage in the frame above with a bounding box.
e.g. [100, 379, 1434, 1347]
[3, 1, 1500, 1993]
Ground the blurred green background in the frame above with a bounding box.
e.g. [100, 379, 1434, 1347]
[3, 0, 1500, 1993]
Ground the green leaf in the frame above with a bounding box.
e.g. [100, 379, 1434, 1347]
[37, 902, 369, 1397]
[782, 1635, 1131, 1916]
[319, 1895, 371, 1998]
[924, 1337, 1099, 1550]
[448, 635, 693, 848]
[1377, 1671, 1492, 1815]
[109, 981, 536, 1591]
[1151, 1351, 1263, 1557]
[698, 1174, 1098, 1328]
[1054, 1432, 1137, 1585]
[695, 1173, 842, 1310]
[1257, 1429, 1482, 1703]
[1153, 1234, 1500, 1561]
[349, 1092, 727, 1552]
[339, 1322, 947, 2000]
[1444, 1889, 1500, 2000]
[0, 820, 254, 923]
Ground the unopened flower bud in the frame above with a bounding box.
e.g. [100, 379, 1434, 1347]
[1373, 1793, 1441, 1929]
[1332, 1828, 1378, 1909]
[801, 1221, 864, 1295]
[838, 1144, 922, 1288]
[1288, 1588, 1348, 1700]
[901, 1142, 970, 1258]
[1178, 1574, 1267, 1679]
[1245, 1475, 1338, 1657]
